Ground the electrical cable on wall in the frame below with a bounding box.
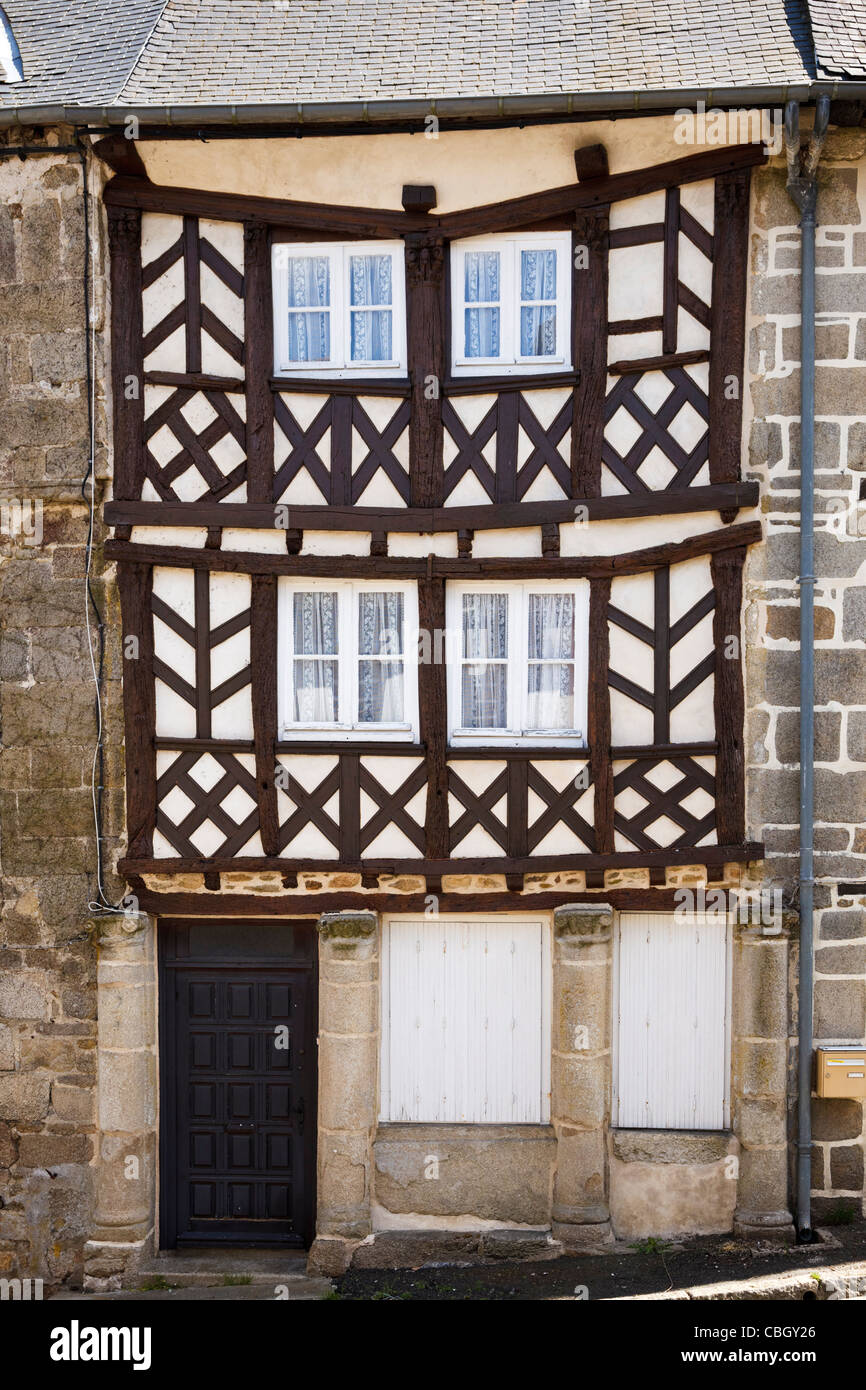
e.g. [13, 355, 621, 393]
[76, 139, 130, 917]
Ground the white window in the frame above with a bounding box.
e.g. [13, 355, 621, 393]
[614, 913, 732, 1130]
[445, 580, 588, 747]
[380, 915, 551, 1123]
[450, 231, 572, 375]
[272, 241, 407, 377]
[278, 579, 419, 740]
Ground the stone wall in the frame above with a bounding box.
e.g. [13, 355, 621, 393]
[745, 128, 866, 1219]
[0, 130, 120, 1284]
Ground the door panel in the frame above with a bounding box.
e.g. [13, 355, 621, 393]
[159, 919, 317, 1248]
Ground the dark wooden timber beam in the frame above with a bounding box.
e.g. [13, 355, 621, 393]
[107, 208, 145, 500]
[711, 546, 747, 844]
[243, 223, 274, 503]
[119, 842, 764, 877]
[103, 144, 767, 238]
[104, 519, 763, 579]
[588, 576, 614, 853]
[126, 885, 701, 917]
[117, 563, 156, 857]
[250, 574, 280, 856]
[104, 481, 760, 534]
[709, 168, 751, 506]
[93, 134, 149, 180]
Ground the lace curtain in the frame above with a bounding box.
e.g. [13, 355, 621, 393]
[460, 593, 508, 728]
[520, 249, 557, 357]
[286, 255, 331, 363]
[292, 591, 339, 721]
[525, 593, 575, 729]
[464, 250, 501, 358]
[350, 253, 393, 362]
[358, 591, 404, 723]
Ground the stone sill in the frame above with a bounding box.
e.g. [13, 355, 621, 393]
[376, 1122, 555, 1144]
[611, 1128, 735, 1165]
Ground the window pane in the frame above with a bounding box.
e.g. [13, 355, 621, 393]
[520, 305, 557, 356]
[358, 592, 404, 654]
[462, 593, 507, 659]
[286, 256, 330, 307]
[293, 591, 339, 654]
[461, 663, 507, 729]
[464, 306, 500, 359]
[287, 311, 330, 363]
[349, 254, 392, 306]
[526, 664, 574, 729]
[464, 250, 500, 303]
[293, 659, 338, 722]
[350, 309, 393, 362]
[528, 594, 574, 659]
[521, 248, 557, 301]
[358, 660, 405, 723]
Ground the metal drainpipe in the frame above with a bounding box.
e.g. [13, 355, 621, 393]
[784, 95, 829, 1242]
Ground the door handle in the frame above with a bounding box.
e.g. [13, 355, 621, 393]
[293, 1097, 305, 1134]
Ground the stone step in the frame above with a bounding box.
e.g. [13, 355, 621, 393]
[125, 1246, 316, 1291]
[51, 1281, 333, 1302]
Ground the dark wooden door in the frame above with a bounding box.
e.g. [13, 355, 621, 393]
[159, 919, 317, 1248]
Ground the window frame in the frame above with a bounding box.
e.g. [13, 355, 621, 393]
[449, 230, 572, 377]
[272, 240, 408, 378]
[445, 578, 589, 748]
[277, 577, 419, 741]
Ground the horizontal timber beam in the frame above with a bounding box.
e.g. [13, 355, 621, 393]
[119, 842, 764, 877]
[125, 885, 704, 917]
[104, 482, 759, 535]
[104, 519, 762, 578]
[104, 144, 766, 237]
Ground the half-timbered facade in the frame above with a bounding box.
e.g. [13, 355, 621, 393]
[97, 129, 773, 1267]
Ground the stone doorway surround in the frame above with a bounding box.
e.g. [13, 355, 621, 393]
[82, 901, 795, 1287]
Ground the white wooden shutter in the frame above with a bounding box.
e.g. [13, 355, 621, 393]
[380, 916, 550, 1123]
[615, 912, 730, 1130]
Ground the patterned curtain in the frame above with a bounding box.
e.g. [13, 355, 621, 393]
[292, 591, 338, 721]
[464, 250, 501, 358]
[350, 253, 393, 362]
[460, 592, 508, 728]
[525, 592, 575, 729]
[357, 591, 405, 722]
[286, 255, 331, 363]
[520, 249, 557, 357]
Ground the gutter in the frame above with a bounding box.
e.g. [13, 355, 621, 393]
[784, 95, 830, 1244]
[1, 81, 866, 132]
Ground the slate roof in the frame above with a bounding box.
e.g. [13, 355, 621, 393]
[116, 0, 817, 104]
[0, 0, 165, 106]
[0, 0, 863, 116]
[808, 0, 866, 79]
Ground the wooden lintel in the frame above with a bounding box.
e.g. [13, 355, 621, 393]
[104, 519, 763, 580]
[103, 144, 767, 238]
[126, 885, 704, 918]
[104, 482, 760, 535]
[119, 843, 765, 877]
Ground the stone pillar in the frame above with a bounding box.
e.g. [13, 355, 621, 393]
[731, 908, 795, 1242]
[84, 912, 157, 1291]
[307, 910, 379, 1277]
[551, 903, 614, 1246]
